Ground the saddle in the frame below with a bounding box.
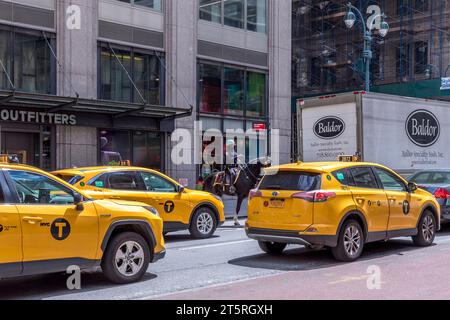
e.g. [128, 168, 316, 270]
[213, 168, 240, 195]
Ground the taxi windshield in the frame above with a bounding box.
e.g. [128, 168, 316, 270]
[8, 170, 75, 205]
[259, 171, 321, 191]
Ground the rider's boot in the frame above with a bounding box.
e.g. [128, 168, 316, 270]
[233, 215, 241, 226]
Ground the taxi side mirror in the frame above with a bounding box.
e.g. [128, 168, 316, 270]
[178, 186, 185, 194]
[73, 192, 84, 211]
[407, 182, 418, 193]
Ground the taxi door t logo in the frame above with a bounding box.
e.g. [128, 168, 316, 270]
[51, 218, 71, 241]
[66, 5, 81, 30]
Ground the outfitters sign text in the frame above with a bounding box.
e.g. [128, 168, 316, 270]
[0, 109, 77, 126]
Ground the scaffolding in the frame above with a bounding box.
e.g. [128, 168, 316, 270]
[292, 0, 450, 99]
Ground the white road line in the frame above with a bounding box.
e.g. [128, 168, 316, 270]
[176, 239, 254, 251]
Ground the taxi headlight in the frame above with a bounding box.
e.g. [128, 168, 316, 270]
[143, 206, 160, 217]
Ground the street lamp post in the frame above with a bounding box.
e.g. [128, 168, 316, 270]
[344, 3, 389, 92]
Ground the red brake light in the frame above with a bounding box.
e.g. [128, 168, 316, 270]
[249, 189, 262, 199]
[291, 191, 336, 202]
[434, 188, 450, 199]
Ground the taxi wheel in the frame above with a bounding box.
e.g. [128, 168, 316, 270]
[331, 220, 364, 262]
[412, 210, 436, 247]
[258, 241, 287, 255]
[101, 232, 150, 284]
[189, 207, 217, 239]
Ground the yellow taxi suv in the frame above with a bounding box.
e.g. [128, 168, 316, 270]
[52, 167, 225, 239]
[246, 160, 440, 262]
[0, 162, 165, 284]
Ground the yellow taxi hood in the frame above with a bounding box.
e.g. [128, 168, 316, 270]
[184, 188, 222, 199]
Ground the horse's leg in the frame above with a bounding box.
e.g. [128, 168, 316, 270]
[234, 195, 243, 226]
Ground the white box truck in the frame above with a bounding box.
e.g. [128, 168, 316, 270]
[296, 92, 450, 175]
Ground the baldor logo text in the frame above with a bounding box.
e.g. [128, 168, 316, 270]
[406, 110, 440, 147]
[314, 116, 346, 139]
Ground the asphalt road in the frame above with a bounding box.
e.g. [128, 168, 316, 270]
[2, 222, 450, 300]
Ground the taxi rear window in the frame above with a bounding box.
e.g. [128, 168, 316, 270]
[259, 171, 321, 191]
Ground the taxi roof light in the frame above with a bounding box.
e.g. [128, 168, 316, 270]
[338, 154, 361, 163]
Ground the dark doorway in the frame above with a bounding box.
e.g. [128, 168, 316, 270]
[1, 132, 40, 167]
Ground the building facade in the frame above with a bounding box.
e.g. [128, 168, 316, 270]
[0, 0, 292, 188]
[292, 0, 450, 99]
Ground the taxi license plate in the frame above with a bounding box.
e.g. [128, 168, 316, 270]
[269, 199, 285, 208]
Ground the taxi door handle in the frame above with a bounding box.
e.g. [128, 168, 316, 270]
[109, 196, 121, 199]
[23, 216, 43, 224]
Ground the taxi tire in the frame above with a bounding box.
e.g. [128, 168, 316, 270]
[331, 220, 364, 262]
[101, 232, 151, 284]
[258, 241, 287, 255]
[412, 210, 436, 247]
[189, 207, 218, 239]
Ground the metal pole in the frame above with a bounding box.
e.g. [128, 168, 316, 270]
[348, 4, 372, 92]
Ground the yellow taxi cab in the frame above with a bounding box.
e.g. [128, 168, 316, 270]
[0, 157, 165, 284]
[52, 166, 225, 239]
[246, 156, 441, 261]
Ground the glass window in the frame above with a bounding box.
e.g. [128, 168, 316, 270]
[224, 0, 244, 29]
[8, 170, 75, 205]
[333, 169, 355, 186]
[0, 30, 12, 91]
[199, 63, 222, 113]
[224, 67, 244, 115]
[134, 53, 161, 104]
[99, 45, 162, 105]
[410, 172, 431, 184]
[430, 172, 450, 184]
[100, 48, 132, 102]
[374, 168, 406, 192]
[259, 171, 322, 191]
[90, 173, 109, 189]
[246, 72, 266, 117]
[108, 172, 144, 190]
[247, 0, 266, 33]
[349, 167, 379, 189]
[414, 41, 428, 74]
[118, 0, 162, 11]
[100, 130, 131, 166]
[133, 131, 162, 169]
[199, 0, 222, 23]
[0, 28, 54, 94]
[140, 171, 176, 192]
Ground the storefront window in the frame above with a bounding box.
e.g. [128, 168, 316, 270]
[199, 64, 222, 113]
[0, 27, 54, 94]
[100, 130, 131, 166]
[199, 0, 222, 23]
[247, 0, 266, 33]
[133, 131, 161, 169]
[224, 0, 244, 29]
[246, 72, 266, 117]
[100, 130, 162, 170]
[224, 67, 244, 115]
[99, 45, 163, 105]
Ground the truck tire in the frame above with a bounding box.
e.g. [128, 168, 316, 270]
[258, 241, 287, 255]
[189, 207, 218, 239]
[101, 232, 151, 284]
[331, 219, 364, 262]
[412, 210, 436, 247]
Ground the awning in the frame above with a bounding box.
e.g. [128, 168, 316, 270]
[0, 90, 192, 120]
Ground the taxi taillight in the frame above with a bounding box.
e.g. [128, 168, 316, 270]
[292, 191, 336, 203]
[249, 189, 262, 200]
[434, 188, 450, 199]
